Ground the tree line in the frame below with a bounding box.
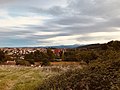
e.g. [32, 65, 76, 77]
[0, 40, 120, 66]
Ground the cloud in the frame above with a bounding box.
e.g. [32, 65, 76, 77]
[0, 11, 51, 27]
[68, 0, 120, 17]
[0, 0, 16, 4]
[76, 31, 120, 44]
[0, 0, 120, 46]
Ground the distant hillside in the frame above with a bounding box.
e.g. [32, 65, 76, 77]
[77, 40, 120, 50]
[77, 43, 101, 49]
[46, 44, 81, 49]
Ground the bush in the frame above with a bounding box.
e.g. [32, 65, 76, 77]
[26, 59, 34, 64]
[78, 51, 98, 64]
[41, 58, 50, 66]
[37, 59, 120, 90]
[16, 60, 31, 66]
[0, 50, 5, 63]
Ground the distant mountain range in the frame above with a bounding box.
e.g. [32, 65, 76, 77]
[2, 40, 120, 49]
[45, 44, 82, 49]
[47, 40, 120, 49]
[1, 44, 81, 49]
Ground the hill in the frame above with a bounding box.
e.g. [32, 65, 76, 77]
[77, 40, 120, 50]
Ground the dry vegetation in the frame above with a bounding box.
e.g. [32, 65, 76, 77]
[0, 65, 57, 90]
[38, 59, 120, 90]
[1, 41, 120, 90]
[51, 61, 81, 66]
[0, 64, 83, 90]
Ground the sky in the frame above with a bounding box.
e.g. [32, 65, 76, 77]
[0, 0, 120, 47]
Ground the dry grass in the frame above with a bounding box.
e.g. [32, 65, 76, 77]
[51, 61, 81, 66]
[0, 65, 56, 90]
[0, 63, 83, 90]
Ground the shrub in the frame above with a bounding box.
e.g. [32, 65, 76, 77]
[0, 50, 5, 63]
[16, 60, 31, 66]
[25, 59, 34, 64]
[37, 59, 120, 90]
[78, 51, 98, 64]
[41, 58, 50, 66]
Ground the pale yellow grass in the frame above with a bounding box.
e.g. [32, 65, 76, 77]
[51, 61, 81, 66]
[0, 65, 56, 90]
[0, 63, 83, 90]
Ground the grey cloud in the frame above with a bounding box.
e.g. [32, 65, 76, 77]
[50, 16, 95, 25]
[68, 0, 120, 17]
[76, 32, 120, 44]
[30, 6, 65, 16]
[1, 0, 120, 46]
[19, 0, 120, 45]
[0, 0, 16, 4]
[47, 6, 65, 16]
[26, 32, 71, 41]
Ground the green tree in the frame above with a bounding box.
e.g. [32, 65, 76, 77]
[41, 58, 50, 66]
[24, 50, 49, 64]
[47, 49, 55, 61]
[0, 50, 5, 63]
[78, 51, 98, 64]
[24, 52, 34, 64]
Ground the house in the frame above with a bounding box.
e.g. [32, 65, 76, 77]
[52, 49, 66, 56]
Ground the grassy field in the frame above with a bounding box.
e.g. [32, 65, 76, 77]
[0, 65, 59, 90]
[0, 64, 82, 90]
[51, 61, 81, 66]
